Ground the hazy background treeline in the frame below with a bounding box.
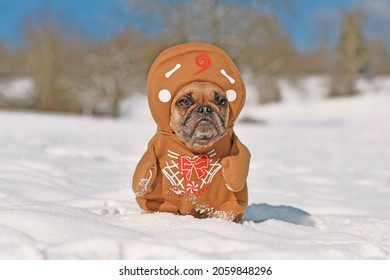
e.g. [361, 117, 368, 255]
[1, 0, 389, 117]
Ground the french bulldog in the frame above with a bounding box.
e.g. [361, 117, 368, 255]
[132, 42, 250, 222]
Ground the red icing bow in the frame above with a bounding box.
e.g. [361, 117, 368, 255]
[178, 154, 210, 182]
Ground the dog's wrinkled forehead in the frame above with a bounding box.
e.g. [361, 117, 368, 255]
[147, 42, 246, 132]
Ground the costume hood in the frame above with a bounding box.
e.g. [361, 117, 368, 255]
[147, 42, 246, 132]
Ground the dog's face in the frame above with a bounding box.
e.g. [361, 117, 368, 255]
[170, 81, 229, 150]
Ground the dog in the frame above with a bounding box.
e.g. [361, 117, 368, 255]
[132, 42, 250, 222]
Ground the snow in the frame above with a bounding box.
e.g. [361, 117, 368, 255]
[0, 77, 37, 105]
[1, 77, 390, 259]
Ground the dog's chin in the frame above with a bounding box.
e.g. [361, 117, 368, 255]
[180, 120, 227, 150]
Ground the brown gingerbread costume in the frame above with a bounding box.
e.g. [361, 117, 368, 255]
[132, 42, 250, 222]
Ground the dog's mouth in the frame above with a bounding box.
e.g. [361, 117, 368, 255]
[193, 117, 218, 133]
[195, 135, 213, 143]
[196, 117, 214, 126]
[191, 118, 226, 145]
[178, 110, 228, 149]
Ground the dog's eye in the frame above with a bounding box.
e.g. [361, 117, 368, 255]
[177, 98, 191, 107]
[217, 98, 227, 106]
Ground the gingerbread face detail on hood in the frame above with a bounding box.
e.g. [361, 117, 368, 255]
[147, 42, 246, 133]
[133, 42, 250, 222]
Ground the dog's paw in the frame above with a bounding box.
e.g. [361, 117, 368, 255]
[211, 210, 236, 221]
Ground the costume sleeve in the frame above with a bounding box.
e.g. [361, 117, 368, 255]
[132, 141, 157, 197]
[221, 133, 250, 192]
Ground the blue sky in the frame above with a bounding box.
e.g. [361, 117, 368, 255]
[0, 0, 137, 47]
[0, 0, 365, 51]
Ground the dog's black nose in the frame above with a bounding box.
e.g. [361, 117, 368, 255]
[197, 105, 213, 115]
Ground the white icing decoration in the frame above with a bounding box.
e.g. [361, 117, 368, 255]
[165, 64, 182, 78]
[226, 89, 237, 102]
[220, 69, 235, 84]
[158, 89, 172, 102]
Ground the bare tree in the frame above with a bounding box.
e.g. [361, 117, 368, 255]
[63, 29, 151, 117]
[23, 6, 81, 112]
[0, 42, 8, 75]
[368, 37, 390, 75]
[329, 12, 369, 97]
[128, 0, 293, 103]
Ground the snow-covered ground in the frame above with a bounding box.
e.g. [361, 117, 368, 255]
[0, 78, 389, 259]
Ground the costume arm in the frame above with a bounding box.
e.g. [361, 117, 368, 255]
[132, 143, 157, 197]
[221, 133, 250, 192]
